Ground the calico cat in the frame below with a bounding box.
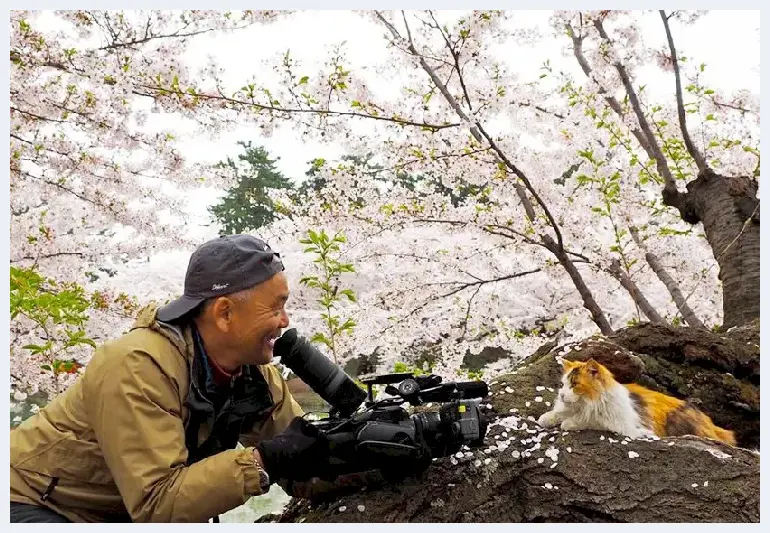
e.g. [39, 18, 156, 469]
[537, 358, 736, 445]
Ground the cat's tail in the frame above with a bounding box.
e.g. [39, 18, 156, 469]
[713, 426, 737, 446]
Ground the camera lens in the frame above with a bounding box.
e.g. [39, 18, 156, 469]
[274, 329, 366, 417]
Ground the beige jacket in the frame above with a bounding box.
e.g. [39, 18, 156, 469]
[10, 305, 303, 522]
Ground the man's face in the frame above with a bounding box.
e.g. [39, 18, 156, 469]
[229, 272, 290, 365]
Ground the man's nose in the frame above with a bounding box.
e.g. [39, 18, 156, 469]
[279, 309, 290, 328]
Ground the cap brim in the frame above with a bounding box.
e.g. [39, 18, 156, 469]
[156, 294, 206, 322]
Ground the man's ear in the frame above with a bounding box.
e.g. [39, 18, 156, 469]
[209, 296, 236, 332]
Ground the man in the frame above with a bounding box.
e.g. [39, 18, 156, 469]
[10, 234, 331, 522]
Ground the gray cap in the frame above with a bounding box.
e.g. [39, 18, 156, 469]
[157, 234, 285, 322]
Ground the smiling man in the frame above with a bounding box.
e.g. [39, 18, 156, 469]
[10, 234, 332, 523]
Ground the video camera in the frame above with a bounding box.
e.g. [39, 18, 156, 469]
[274, 329, 490, 480]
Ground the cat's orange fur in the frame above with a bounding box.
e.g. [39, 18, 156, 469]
[561, 358, 736, 445]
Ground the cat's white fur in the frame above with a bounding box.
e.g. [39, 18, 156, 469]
[537, 369, 655, 439]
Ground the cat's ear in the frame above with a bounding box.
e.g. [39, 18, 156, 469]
[585, 358, 601, 376]
[561, 359, 578, 372]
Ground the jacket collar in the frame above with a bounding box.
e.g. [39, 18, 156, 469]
[131, 304, 244, 394]
[131, 304, 193, 361]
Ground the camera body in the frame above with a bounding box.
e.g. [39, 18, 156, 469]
[274, 328, 489, 480]
[312, 373, 488, 479]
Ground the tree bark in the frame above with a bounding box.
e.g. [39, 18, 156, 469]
[607, 320, 760, 449]
[654, 11, 760, 329]
[607, 257, 664, 324]
[663, 171, 760, 330]
[260, 322, 759, 523]
[628, 226, 705, 328]
[580, 18, 760, 330]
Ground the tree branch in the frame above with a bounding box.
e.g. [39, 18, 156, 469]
[568, 24, 655, 162]
[427, 10, 473, 113]
[659, 10, 708, 173]
[98, 26, 220, 51]
[460, 285, 483, 339]
[141, 84, 460, 131]
[377, 11, 566, 252]
[592, 18, 679, 197]
[11, 106, 68, 124]
[11, 251, 88, 264]
[629, 226, 705, 329]
[607, 258, 664, 323]
[541, 234, 613, 335]
[483, 224, 592, 264]
[381, 268, 542, 333]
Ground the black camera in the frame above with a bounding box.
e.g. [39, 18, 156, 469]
[274, 329, 489, 480]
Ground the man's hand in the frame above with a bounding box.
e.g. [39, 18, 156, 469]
[256, 417, 331, 482]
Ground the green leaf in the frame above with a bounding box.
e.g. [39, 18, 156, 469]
[22, 344, 45, 354]
[309, 332, 332, 347]
[339, 289, 357, 302]
[299, 76, 309, 85]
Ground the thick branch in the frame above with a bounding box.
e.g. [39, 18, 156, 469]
[628, 226, 705, 329]
[659, 10, 708, 173]
[569, 26, 655, 162]
[607, 258, 664, 323]
[375, 12, 542, 228]
[541, 234, 613, 335]
[592, 19, 679, 198]
[272, 322, 759, 523]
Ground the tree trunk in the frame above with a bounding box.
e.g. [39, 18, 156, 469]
[259, 321, 759, 523]
[663, 172, 760, 330]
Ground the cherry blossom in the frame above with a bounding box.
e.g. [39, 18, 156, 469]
[9, 10, 758, 398]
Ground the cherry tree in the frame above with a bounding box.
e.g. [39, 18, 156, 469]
[551, 10, 759, 329]
[10, 10, 287, 268]
[9, 9, 285, 397]
[10, 9, 759, 398]
[212, 9, 757, 343]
